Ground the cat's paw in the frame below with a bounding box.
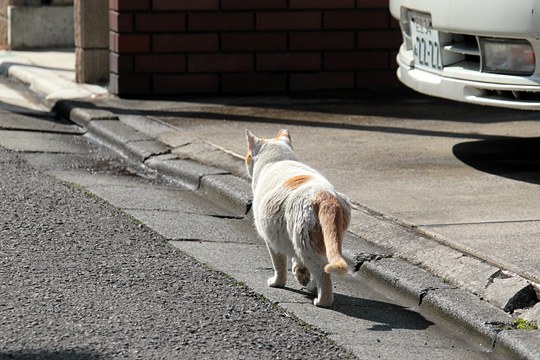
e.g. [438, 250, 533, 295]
[313, 293, 334, 307]
[292, 265, 311, 286]
[267, 276, 286, 288]
[313, 295, 333, 308]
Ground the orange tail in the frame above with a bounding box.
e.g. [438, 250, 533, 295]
[314, 192, 350, 275]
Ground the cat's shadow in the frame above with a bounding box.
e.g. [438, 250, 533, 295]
[285, 287, 434, 331]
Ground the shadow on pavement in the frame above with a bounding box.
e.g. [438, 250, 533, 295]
[242, 96, 536, 124]
[103, 86, 540, 123]
[0, 100, 66, 122]
[332, 293, 435, 331]
[453, 137, 540, 185]
[54, 100, 526, 142]
[0, 61, 73, 74]
[285, 286, 433, 331]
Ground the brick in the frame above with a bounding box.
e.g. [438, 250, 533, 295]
[221, 33, 287, 52]
[110, 0, 150, 11]
[257, 53, 321, 72]
[189, 12, 254, 32]
[153, 34, 219, 53]
[109, 11, 132, 33]
[135, 13, 186, 32]
[390, 17, 400, 29]
[289, 0, 354, 9]
[222, 73, 287, 92]
[356, 70, 399, 88]
[357, 30, 402, 49]
[324, 10, 388, 29]
[221, 0, 287, 9]
[324, 51, 389, 70]
[109, 53, 133, 74]
[290, 31, 354, 51]
[153, 74, 220, 94]
[110, 73, 151, 95]
[135, 54, 186, 73]
[188, 54, 253, 73]
[256, 12, 321, 30]
[390, 49, 399, 68]
[357, 0, 389, 9]
[290, 72, 354, 91]
[110, 33, 150, 53]
[153, 0, 219, 10]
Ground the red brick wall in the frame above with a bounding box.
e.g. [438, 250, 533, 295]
[109, 0, 401, 96]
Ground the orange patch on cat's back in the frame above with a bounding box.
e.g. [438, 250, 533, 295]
[283, 174, 313, 189]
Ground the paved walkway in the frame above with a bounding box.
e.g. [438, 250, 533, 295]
[1, 49, 539, 355]
[104, 94, 540, 316]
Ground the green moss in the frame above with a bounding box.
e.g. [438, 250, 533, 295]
[513, 318, 538, 331]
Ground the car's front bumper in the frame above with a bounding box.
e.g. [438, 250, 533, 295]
[396, 46, 540, 110]
[391, 0, 540, 109]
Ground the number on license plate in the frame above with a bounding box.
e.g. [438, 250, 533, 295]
[409, 12, 442, 71]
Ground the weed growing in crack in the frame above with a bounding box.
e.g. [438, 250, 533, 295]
[513, 318, 538, 330]
[499, 318, 538, 331]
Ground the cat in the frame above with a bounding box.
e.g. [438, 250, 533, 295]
[245, 129, 351, 307]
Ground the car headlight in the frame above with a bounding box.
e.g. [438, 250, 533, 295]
[480, 38, 535, 76]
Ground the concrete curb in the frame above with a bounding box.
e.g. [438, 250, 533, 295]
[51, 99, 540, 359]
[0, 52, 107, 103]
[53, 100, 252, 216]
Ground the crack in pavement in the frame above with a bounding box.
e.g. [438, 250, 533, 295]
[351, 252, 392, 272]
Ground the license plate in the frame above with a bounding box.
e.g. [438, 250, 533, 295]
[408, 12, 443, 72]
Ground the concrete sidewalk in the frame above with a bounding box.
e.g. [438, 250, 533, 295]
[1, 49, 539, 357]
[103, 93, 540, 318]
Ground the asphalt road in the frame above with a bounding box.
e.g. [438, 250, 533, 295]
[0, 141, 361, 359]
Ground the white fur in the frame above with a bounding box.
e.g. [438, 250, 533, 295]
[245, 129, 351, 307]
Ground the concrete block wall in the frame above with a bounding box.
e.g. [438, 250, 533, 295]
[1, 1, 37, 49]
[109, 0, 402, 96]
[3, 0, 74, 50]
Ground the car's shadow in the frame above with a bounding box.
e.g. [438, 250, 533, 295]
[453, 137, 540, 185]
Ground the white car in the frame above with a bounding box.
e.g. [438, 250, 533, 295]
[390, 0, 540, 110]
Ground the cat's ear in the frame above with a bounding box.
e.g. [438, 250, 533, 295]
[275, 129, 291, 143]
[245, 129, 258, 150]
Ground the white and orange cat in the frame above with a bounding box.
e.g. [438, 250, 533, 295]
[245, 129, 351, 307]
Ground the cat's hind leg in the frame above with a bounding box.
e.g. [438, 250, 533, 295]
[291, 257, 310, 286]
[265, 242, 287, 288]
[309, 266, 334, 308]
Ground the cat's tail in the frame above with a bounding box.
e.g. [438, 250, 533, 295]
[315, 192, 350, 275]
